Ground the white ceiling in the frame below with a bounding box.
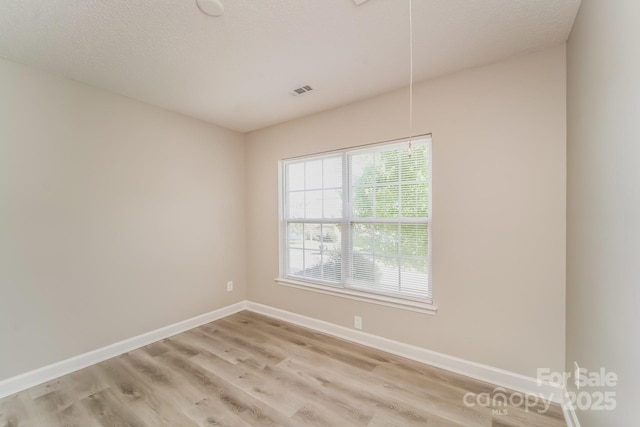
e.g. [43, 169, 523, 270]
[0, 0, 580, 132]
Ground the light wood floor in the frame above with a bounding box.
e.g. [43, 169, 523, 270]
[0, 311, 566, 426]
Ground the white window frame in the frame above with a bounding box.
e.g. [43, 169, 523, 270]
[276, 136, 436, 315]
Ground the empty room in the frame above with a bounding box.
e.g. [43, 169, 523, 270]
[0, 0, 637, 426]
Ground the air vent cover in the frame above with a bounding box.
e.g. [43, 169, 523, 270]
[290, 85, 314, 96]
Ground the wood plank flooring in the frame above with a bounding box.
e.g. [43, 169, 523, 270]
[0, 311, 566, 426]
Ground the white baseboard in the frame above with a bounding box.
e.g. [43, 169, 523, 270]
[562, 389, 582, 427]
[245, 301, 565, 404]
[0, 298, 567, 423]
[0, 301, 247, 400]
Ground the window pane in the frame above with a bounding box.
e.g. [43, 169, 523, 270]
[375, 185, 399, 218]
[302, 223, 321, 244]
[352, 223, 374, 253]
[301, 223, 322, 279]
[400, 257, 428, 298]
[305, 160, 323, 189]
[288, 192, 304, 218]
[321, 223, 342, 282]
[287, 248, 304, 276]
[374, 224, 399, 257]
[303, 249, 322, 280]
[351, 153, 375, 186]
[286, 155, 345, 221]
[319, 223, 341, 248]
[351, 251, 377, 282]
[323, 189, 342, 218]
[376, 256, 400, 291]
[287, 223, 341, 283]
[401, 144, 429, 182]
[400, 224, 428, 258]
[322, 250, 342, 282]
[352, 186, 374, 217]
[375, 149, 399, 183]
[288, 162, 305, 191]
[287, 223, 304, 248]
[305, 190, 323, 218]
[401, 183, 428, 218]
[323, 157, 342, 188]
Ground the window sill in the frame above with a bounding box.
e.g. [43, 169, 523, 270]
[274, 277, 438, 315]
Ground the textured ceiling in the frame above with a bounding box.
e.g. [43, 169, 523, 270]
[0, 0, 580, 132]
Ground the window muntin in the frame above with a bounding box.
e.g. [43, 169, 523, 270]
[281, 136, 431, 302]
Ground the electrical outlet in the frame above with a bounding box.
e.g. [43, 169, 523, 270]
[226, 281, 233, 292]
[354, 316, 362, 330]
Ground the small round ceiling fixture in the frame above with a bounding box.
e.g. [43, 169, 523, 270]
[196, 0, 224, 17]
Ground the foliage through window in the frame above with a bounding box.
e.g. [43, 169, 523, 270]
[280, 136, 432, 302]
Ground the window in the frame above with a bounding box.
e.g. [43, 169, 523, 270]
[279, 136, 433, 309]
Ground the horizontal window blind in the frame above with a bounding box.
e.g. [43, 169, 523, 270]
[281, 136, 431, 302]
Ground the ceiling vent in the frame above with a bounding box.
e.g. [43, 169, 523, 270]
[290, 85, 314, 96]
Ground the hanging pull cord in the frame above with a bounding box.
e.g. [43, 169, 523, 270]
[408, 0, 414, 158]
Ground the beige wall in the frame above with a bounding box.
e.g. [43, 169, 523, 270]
[245, 45, 567, 377]
[0, 58, 247, 380]
[567, 1, 640, 425]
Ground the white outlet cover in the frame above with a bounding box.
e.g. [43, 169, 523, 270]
[354, 316, 362, 329]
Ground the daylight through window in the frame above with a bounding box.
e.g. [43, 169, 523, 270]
[280, 136, 432, 302]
